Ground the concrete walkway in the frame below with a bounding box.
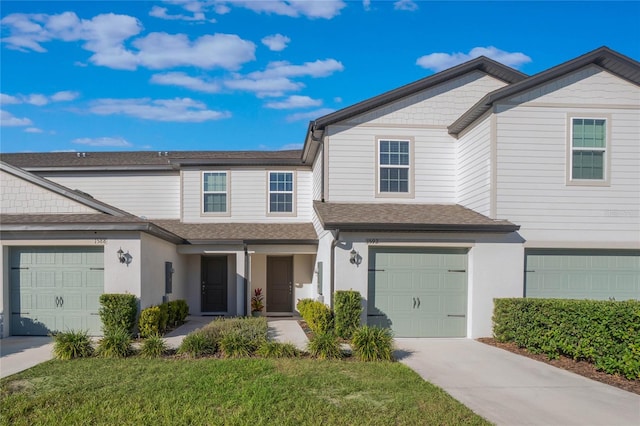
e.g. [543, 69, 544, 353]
[0, 336, 54, 379]
[394, 338, 640, 426]
[266, 317, 309, 351]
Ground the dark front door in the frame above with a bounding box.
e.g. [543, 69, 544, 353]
[267, 256, 293, 312]
[201, 256, 227, 312]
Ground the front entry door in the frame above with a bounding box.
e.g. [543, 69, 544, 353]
[267, 256, 293, 312]
[201, 256, 227, 312]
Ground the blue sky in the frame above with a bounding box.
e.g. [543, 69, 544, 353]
[1, 1, 639, 153]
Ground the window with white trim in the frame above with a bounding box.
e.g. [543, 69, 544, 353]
[571, 118, 606, 180]
[379, 139, 410, 193]
[203, 172, 227, 213]
[269, 171, 293, 213]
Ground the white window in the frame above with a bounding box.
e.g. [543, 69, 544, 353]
[570, 118, 606, 181]
[203, 172, 227, 213]
[379, 139, 410, 193]
[269, 172, 294, 213]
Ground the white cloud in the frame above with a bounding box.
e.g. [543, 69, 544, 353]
[0, 110, 33, 126]
[250, 58, 344, 79]
[151, 72, 221, 93]
[132, 32, 255, 70]
[394, 0, 418, 11]
[50, 90, 80, 101]
[279, 143, 303, 150]
[362, 0, 372, 11]
[89, 98, 231, 122]
[261, 34, 290, 52]
[149, 6, 207, 22]
[224, 77, 303, 98]
[24, 127, 43, 133]
[333, 96, 342, 103]
[416, 46, 532, 72]
[72, 136, 132, 147]
[286, 107, 335, 122]
[25, 94, 49, 106]
[0, 93, 21, 105]
[216, 0, 346, 19]
[1, 12, 254, 71]
[265, 95, 322, 109]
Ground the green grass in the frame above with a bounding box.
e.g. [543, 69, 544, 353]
[0, 358, 489, 426]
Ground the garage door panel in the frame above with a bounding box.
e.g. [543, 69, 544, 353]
[369, 248, 467, 337]
[10, 247, 104, 336]
[525, 251, 640, 300]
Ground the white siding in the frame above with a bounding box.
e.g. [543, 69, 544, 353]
[348, 72, 508, 126]
[42, 171, 180, 219]
[182, 168, 313, 223]
[0, 170, 98, 214]
[326, 126, 457, 203]
[324, 72, 508, 203]
[495, 69, 640, 245]
[456, 115, 492, 216]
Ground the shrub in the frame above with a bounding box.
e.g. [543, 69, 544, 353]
[99, 294, 138, 336]
[307, 332, 343, 360]
[96, 327, 134, 358]
[256, 341, 300, 358]
[140, 334, 168, 359]
[219, 331, 257, 358]
[296, 298, 314, 318]
[200, 317, 268, 346]
[139, 306, 163, 338]
[52, 330, 94, 360]
[351, 326, 394, 362]
[493, 298, 640, 379]
[167, 300, 188, 326]
[299, 300, 334, 335]
[178, 331, 216, 358]
[334, 291, 362, 339]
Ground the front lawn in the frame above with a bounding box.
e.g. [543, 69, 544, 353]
[1, 358, 488, 425]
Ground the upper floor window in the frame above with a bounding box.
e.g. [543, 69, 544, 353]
[379, 139, 410, 194]
[269, 171, 294, 213]
[570, 118, 606, 181]
[203, 171, 227, 213]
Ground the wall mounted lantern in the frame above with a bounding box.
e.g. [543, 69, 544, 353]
[117, 247, 133, 266]
[349, 249, 361, 266]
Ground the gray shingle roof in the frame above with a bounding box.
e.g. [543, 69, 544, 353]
[313, 201, 519, 232]
[0, 150, 304, 170]
[0, 213, 147, 224]
[151, 220, 318, 243]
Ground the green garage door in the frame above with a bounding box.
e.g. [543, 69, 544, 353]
[10, 247, 104, 336]
[525, 250, 640, 300]
[368, 248, 468, 337]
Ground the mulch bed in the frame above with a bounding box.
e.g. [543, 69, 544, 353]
[477, 338, 640, 395]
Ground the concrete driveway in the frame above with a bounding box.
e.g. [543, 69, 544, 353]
[394, 338, 640, 426]
[0, 336, 54, 379]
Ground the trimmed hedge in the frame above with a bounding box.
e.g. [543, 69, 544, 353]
[334, 291, 362, 339]
[99, 294, 138, 335]
[139, 299, 189, 337]
[297, 299, 333, 334]
[493, 298, 640, 379]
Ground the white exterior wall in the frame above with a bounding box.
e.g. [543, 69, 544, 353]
[181, 168, 313, 223]
[331, 232, 524, 338]
[41, 171, 181, 219]
[456, 114, 492, 216]
[0, 232, 144, 337]
[324, 72, 508, 203]
[495, 67, 640, 246]
[0, 170, 98, 214]
[312, 146, 323, 201]
[139, 233, 187, 309]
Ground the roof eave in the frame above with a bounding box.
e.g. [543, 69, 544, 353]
[321, 222, 520, 233]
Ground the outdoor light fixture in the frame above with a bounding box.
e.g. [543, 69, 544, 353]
[117, 247, 133, 266]
[349, 249, 361, 266]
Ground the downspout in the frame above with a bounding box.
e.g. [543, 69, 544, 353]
[310, 124, 325, 202]
[329, 229, 340, 308]
[243, 243, 249, 317]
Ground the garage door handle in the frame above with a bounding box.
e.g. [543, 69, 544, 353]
[368, 269, 385, 272]
[448, 269, 466, 273]
[416, 297, 420, 308]
[447, 314, 466, 318]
